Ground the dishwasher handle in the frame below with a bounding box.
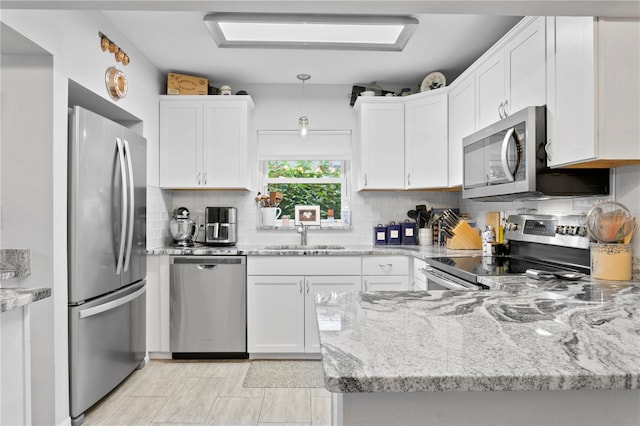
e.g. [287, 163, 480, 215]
[198, 264, 218, 270]
[171, 256, 244, 265]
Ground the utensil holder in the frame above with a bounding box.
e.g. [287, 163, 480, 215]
[590, 243, 632, 280]
[418, 228, 432, 246]
[446, 221, 482, 250]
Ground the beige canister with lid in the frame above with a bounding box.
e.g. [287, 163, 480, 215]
[590, 243, 632, 280]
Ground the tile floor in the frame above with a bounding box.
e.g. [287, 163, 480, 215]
[84, 359, 332, 425]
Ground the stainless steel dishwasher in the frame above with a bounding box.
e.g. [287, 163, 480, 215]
[170, 256, 247, 358]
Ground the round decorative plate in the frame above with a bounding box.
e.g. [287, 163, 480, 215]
[420, 72, 446, 92]
[105, 66, 128, 100]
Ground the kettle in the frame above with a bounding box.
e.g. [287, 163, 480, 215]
[170, 207, 198, 246]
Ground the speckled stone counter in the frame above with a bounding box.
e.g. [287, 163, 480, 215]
[317, 277, 640, 425]
[0, 287, 51, 313]
[317, 276, 640, 394]
[148, 243, 479, 259]
[0, 249, 31, 280]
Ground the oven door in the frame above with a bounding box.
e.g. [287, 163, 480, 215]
[421, 266, 485, 291]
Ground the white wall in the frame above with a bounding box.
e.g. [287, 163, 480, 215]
[1, 53, 54, 425]
[0, 9, 163, 425]
[1, 52, 56, 425]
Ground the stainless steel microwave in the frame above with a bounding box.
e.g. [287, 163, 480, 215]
[462, 106, 610, 201]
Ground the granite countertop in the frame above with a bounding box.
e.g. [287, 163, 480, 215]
[1, 287, 51, 313]
[0, 249, 31, 280]
[147, 243, 479, 259]
[316, 275, 640, 394]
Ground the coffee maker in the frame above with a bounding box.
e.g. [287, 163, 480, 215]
[204, 207, 237, 246]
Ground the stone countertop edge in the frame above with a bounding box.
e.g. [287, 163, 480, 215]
[316, 276, 640, 394]
[146, 244, 477, 259]
[0, 287, 51, 313]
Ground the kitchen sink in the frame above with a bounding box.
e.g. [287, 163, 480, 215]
[263, 244, 346, 250]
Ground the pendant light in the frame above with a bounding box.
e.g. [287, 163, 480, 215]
[297, 73, 310, 138]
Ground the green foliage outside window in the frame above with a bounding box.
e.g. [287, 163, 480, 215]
[266, 160, 342, 220]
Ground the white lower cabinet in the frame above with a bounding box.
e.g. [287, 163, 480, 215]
[247, 275, 306, 353]
[304, 276, 361, 353]
[247, 257, 361, 355]
[412, 258, 428, 291]
[362, 256, 410, 291]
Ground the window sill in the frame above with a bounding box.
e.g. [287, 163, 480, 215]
[257, 222, 351, 230]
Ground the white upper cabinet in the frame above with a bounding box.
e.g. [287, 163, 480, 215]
[476, 51, 506, 128]
[355, 98, 405, 190]
[504, 17, 547, 115]
[545, 17, 640, 168]
[355, 93, 448, 190]
[159, 99, 202, 188]
[159, 95, 254, 189]
[448, 75, 476, 187]
[405, 92, 449, 189]
[475, 17, 546, 129]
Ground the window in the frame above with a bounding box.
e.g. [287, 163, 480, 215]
[262, 160, 346, 222]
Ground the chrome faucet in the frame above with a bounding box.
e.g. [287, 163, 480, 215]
[297, 224, 308, 246]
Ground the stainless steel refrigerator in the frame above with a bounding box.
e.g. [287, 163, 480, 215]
[68, 106, 146, 425]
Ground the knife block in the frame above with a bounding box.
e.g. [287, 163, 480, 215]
[446, 221, 482, 250]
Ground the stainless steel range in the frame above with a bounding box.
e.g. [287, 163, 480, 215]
[423, 214, 590, 290]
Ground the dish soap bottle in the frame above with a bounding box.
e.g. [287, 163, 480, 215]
[341, 204, 351, 226]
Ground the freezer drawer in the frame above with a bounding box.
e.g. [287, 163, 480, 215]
[170, 256, 247, 355]
[69, 281, 146, 421]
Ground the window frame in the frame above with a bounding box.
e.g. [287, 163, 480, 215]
[259, 159, 350, 227]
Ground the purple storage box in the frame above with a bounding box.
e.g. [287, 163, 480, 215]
[374, 224, 387, 245]
[401, 221, 417, 245]
[386, 221, 402, 245]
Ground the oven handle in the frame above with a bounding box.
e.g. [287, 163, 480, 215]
[500, 127, 523, 182]
[422, 267, 480, 291]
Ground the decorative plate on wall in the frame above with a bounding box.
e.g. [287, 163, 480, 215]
[420, 72, 446, 92]
[105, 66, 128, 100]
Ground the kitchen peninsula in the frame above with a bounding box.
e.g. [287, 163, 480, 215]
[317, 276, 640, 426]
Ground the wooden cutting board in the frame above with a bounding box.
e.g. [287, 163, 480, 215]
[485, 212, 501, 239]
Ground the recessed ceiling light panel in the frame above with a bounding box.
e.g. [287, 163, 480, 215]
[204, 13, 419, 51]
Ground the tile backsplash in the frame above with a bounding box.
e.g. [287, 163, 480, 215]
[147, 165, 640, 279]
[156, 189, 460, 247]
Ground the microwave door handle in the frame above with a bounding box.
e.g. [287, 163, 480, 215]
[501, 127, 517, 182]
[213, 223, 220, 239]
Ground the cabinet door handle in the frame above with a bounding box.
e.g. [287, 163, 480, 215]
[197, 172, 201, 185]
[504, 99, 510, 116]
[305, 280, 310, 294]
[545, 139, 552, 162]
[364, 174, 368, 187]
[364, 280, 368, 291]
[379, 263, 393, 272]
[203, 172, 207, 185]
[299, 280, 303, 293]
[498, 102, 505, 119]
[407, 173, 411, 187]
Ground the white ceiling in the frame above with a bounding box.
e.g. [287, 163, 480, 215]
[101, 11, 521, 88]
[4, 1, 639, 88]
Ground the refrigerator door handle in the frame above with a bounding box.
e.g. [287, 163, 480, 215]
[79, 285, 146, 319]
[115, 137, 128, 275]
[122, 138, 135, 272]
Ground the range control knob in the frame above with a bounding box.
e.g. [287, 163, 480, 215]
[556, 225, 566, 235]
[565, 225, 577, 235]
[505, 223, 518, 231]
[577, 226, 587, 237]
